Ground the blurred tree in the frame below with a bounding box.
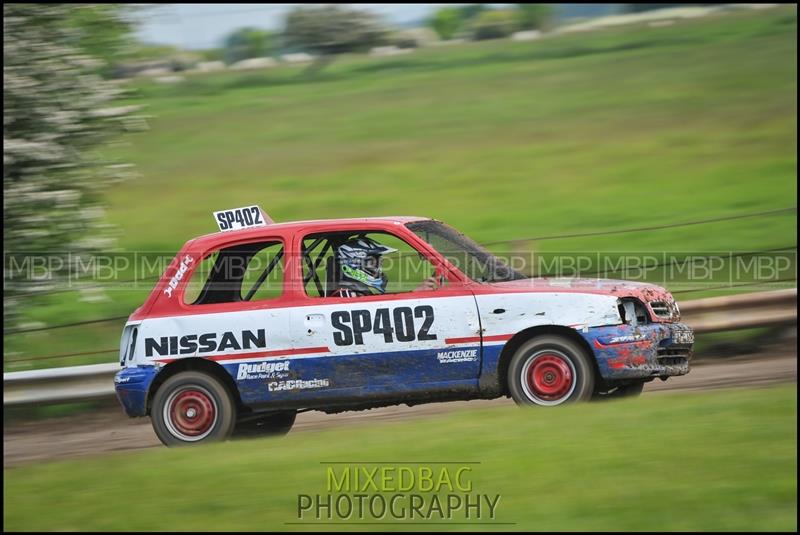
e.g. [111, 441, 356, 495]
[430, 4, 489, 40]
[429, 7, 463, 40]
[66, 4, 139, 78]
[4, 4, 141, 326]
[471, 10, 520, 40]
[223, 27, 274, 64]
[457, 4, 488, 21]
[199, 48, 225, 62]
[391, 28, 439, 49]
[283, 5, 387, 74]
[515, 4, 554, 30]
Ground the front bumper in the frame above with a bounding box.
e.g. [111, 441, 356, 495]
[114, 366, 159, 417]
[583, 322, 693, 381]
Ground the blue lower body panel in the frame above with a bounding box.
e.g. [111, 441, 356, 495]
[114, 366, 158, 416]
[114, 346, 483, 414]
[221, 346, 482, 407]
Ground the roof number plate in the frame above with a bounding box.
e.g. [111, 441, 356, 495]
[213, 205, 269, 232]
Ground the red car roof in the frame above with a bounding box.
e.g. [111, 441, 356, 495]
[187, 216, 430, 249]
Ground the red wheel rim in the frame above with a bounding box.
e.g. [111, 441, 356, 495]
[168, 388, 216, 438]
[526, 353, 574, 402]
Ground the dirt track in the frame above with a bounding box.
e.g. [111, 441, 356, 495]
[4, 353, 797, 469]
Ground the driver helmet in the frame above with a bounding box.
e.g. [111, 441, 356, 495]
[336, 237, 397, 295]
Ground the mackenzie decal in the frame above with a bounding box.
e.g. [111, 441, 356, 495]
[437, 349, 478, 363]
[144, 329, 266, 357]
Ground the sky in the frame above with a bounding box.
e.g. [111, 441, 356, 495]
[134, 4, 468, 50]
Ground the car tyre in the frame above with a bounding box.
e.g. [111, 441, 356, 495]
[232, 410, 297, 439]
[151, 371, 236, 447]
[508, 335, 595, 406]
[592, 381, 645, 401]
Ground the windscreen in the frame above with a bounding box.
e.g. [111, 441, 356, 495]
[407, 220, 525, 283]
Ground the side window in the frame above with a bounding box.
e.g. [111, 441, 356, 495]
[183, 240, 284, 305]
[302, 231, 441, 298]
[302, 236, 335, 298]
[241, 242, 285, 301]
[183, 252, 218, 304]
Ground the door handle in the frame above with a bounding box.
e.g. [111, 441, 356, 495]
[305, 314, 324, 324]
[305, 314, 325, 336]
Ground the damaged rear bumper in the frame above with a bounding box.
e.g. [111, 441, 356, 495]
[114, 366, 158, 417]
[583, 322, 693, 381]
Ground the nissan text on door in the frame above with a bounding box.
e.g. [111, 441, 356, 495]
[114, 206, 693, 446]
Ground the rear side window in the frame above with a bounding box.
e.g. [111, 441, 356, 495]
[183, 240, 284, 305]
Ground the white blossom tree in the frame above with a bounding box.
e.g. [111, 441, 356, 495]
[4, 4, 142, 325]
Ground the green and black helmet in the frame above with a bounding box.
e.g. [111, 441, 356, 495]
[335, 237, 397, 295]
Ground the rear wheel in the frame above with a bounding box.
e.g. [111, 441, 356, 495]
[151, 371, 236, 447]
[233, 410, 297, 438]
[508, 335, 595, 406]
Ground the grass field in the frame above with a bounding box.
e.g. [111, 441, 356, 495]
[3, 385, 797, 531]
[4, 7, 797, 370]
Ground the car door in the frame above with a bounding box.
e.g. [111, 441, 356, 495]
[156, 237, 297, 408]
[288, 227, 483, 400]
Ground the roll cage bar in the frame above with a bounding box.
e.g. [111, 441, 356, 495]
[301, 232, 368, 297]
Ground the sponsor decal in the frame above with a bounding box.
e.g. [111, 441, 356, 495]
[163, 255, 193, 298]
[213, 205, 267, 232]
[671, 329, 694, 345]
[606, 335, 648, 344]
[144, 329, 266, 357]
[236, 360, 290, 380]
[331, 305, 436, 346]
[114, 376, 131, 384]
[437, 349, 478, 364]
[268, 378, 330, 392]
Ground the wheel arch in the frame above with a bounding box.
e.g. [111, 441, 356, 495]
[146, 358, 244, 415]
[495, 325, 599, 396]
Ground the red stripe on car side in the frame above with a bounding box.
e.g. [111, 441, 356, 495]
[153, 346, 330, 364]
[208, 346, 330, 362]
[445, 334, 513, 344]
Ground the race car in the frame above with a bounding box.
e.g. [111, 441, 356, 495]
[114, 206, 693, 446]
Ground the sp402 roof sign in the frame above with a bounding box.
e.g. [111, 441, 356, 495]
[213, 205, 273, 232]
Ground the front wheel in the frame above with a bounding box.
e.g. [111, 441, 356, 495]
[593, 381, 645, 401]
[508, 335, 595, 406]
[151, 371, 237, 447]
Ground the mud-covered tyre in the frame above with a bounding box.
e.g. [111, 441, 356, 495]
[151, 371, 236, 447]
[508, 335, 595, 406]
[232, 410, 296, 438]
[592, 381, 645, 401]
